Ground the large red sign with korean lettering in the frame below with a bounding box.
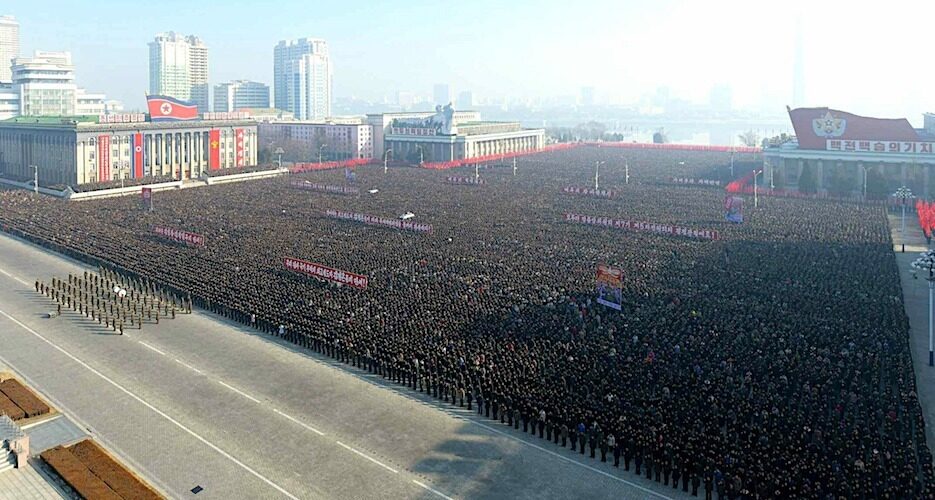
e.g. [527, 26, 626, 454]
[283, 257, 368, 289]
[153, 226, 206, 247]
[97, 135, 110, 182]
[564, 213, 718, 240]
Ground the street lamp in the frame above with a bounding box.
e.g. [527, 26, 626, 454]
[861, 164, 871, 201]
[275, 147, 284, 168]
[912, 249, 935, 366]
[894, 186, 914, 234]
[383, 148, 393, 174]
[415, 145, 425, 165]
[595, 161, 605, 190]
[753, 169, 763, 208]
[625, 159, 630, 185]
[318, 144, 328, 164]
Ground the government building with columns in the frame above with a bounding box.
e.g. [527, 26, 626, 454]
[369, 105, 545, 163]
[0, 114, 257, 187]
[764, 107, 935, 198]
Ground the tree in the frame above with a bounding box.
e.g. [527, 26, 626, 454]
[798, 163, 817, 193]
[737, 130, 760, 148]
[573, 121, 607, 141]
[827, 164, 856, 195]
[866, 168, 888, 199]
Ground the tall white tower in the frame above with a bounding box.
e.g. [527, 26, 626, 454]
[0, 15, 19, 83]
[274, 38, 332, 120]
[149, 32, 209, 112]
[792, 18, 805, 108]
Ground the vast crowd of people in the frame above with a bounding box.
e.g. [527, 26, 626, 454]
[0, 146, 930, 499]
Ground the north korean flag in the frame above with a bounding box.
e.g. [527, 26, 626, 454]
[146, 95, 199, 122]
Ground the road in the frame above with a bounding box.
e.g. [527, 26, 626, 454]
[0, 231, 688, 500]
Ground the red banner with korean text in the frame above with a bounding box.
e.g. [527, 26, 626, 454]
[235, 128, 245, 167]
[284, 257, 368, 289]
[153, 226, 206, 247]
[97, 135, 111, 182]
[564, 213, 719, 240]
[208, 129, 221, 170]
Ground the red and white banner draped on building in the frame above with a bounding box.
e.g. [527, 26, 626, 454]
[324, 209, 433, 233]
[153, 226, 206, 246]
[235, 128, 245, 167]
[564, 213, 719, 240]
[563, 186, 616, 198]
[97, 135, 111, 182]
[290, 179, 359, 194]
[283, 257, 368, 289]
[670, 177, 721, 186]
[446, 176, 486, 185]
[289, 158, 372, 174]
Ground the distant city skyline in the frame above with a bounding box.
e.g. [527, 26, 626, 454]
[4, 1, 935, 124]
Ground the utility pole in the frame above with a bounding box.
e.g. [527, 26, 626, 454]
[754, 169, 763, 208]
[595, 161, 604, 190]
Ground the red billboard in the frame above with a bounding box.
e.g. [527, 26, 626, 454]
[788, 107, 920, 150]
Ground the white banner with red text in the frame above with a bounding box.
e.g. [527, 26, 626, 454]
[564, 213, 719, 240]
[324, 209, 433, 233]
[446, 176, 486, 185]
[290, 179, 359, 195]
[563, 186, 617, 198]
[670, 177, 721, 186]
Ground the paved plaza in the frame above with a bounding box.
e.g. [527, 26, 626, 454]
[890, 211, 935, 462]
[0, 232, 688, 500]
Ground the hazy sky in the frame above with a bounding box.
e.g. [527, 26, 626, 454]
[10, 0, 935, 121]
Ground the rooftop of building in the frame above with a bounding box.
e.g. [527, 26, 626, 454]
[0, 115, 257, 130]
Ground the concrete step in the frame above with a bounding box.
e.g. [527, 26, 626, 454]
[0, 452, 15, 474]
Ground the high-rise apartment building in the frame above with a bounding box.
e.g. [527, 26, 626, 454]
[0, 15, 18, 83]
[149, 32, 209, 112]
[214, 80, 270, 112]
[273, 38, 332, 120]
[13, 51, 77, 116]
[456, 90, 473, 109]
[433, 83, 450, 105]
